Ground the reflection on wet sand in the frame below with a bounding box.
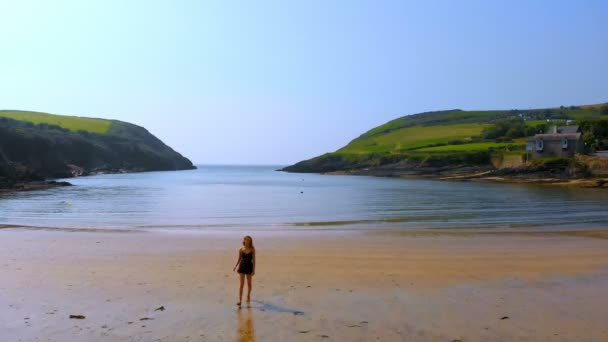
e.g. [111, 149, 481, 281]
[237, 306, 256, 342]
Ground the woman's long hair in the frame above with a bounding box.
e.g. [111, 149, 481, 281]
[243, 235, 255, 250]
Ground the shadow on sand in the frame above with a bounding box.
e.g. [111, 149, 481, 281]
[248, 300, 305, 316]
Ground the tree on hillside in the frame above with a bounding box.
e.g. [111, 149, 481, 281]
[579, 118, 608, 151]
[481, 118, 544, 140]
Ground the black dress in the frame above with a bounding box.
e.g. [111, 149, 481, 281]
[238, 250, 254, 275]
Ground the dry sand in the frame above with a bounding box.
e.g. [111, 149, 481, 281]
[2, 228, 608, 341]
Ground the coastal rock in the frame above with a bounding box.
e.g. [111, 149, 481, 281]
[0, 148, 14, 179]
[1, 180, 73, 192]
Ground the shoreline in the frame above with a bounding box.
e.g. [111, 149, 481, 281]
[319, 168, 608, 188]
[0, 180, 73, 193]
[2, 228, 608, 341]
[3, 221, 608, 236]
[0, 166, 198, 193]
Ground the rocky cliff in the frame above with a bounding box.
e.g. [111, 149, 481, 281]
[0, 111, 195, 188]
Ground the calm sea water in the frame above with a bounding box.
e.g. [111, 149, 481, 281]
[1, 165, 607, 231]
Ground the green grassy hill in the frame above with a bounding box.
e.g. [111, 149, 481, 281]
[0, 110, 112, 134]
[0, 110, 195, 187]
[283, 103, 608, 173]
[338, 122, 489, 154]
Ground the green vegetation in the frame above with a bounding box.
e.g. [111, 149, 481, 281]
[529, 157, 573, 169]
[0, 110, 112, 134]
[360, 110, 500, 139]
[415, 142, 525, 152]
[480, 117, 545, 140]
[566, 104, 608, 120]
[339, 105, 608, 156]
[525, 157, 588, 177]
[340, 123, 489, 154]
[579, 118, 608, 151]
[284, 103, 608, 173]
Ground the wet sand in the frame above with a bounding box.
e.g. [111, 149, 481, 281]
[2, 228, 608, 341]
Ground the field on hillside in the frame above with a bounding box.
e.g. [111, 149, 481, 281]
[564, 106, 608, 120]
[414, 141, 526, 152]
[361, 110, 500, 138]
[336, 105, 608, 156]
[285, 103, 608, 173]
[338, 123, 489, 153]
[0, 111, 112, 134]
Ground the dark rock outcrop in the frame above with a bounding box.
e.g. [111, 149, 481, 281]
[0, 148, 15, 188]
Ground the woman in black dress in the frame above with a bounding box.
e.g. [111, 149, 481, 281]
[233, 235, 255, 306]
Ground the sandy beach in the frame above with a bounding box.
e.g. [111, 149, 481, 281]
[2, 228, 608, 341]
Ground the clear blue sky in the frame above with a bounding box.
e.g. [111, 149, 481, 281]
[1, 0, 606, 165]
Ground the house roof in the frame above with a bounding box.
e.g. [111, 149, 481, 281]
[529, 132, 582, 141]
[557, 125, 580, 133]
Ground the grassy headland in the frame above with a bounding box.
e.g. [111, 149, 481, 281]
[282, 104, 608, 183]
[0, 110, 195, 189]
[0, 110, 112, 134]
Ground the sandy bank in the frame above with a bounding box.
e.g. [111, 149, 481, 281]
[2, 229, 608, 341]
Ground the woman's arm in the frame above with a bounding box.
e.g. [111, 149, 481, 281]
[252, 250, 256, 276]
[233, 250, 242, 272]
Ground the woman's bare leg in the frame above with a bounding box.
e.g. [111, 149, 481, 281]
[238, 273, 245, 306]
[246, 274, 253, 302]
